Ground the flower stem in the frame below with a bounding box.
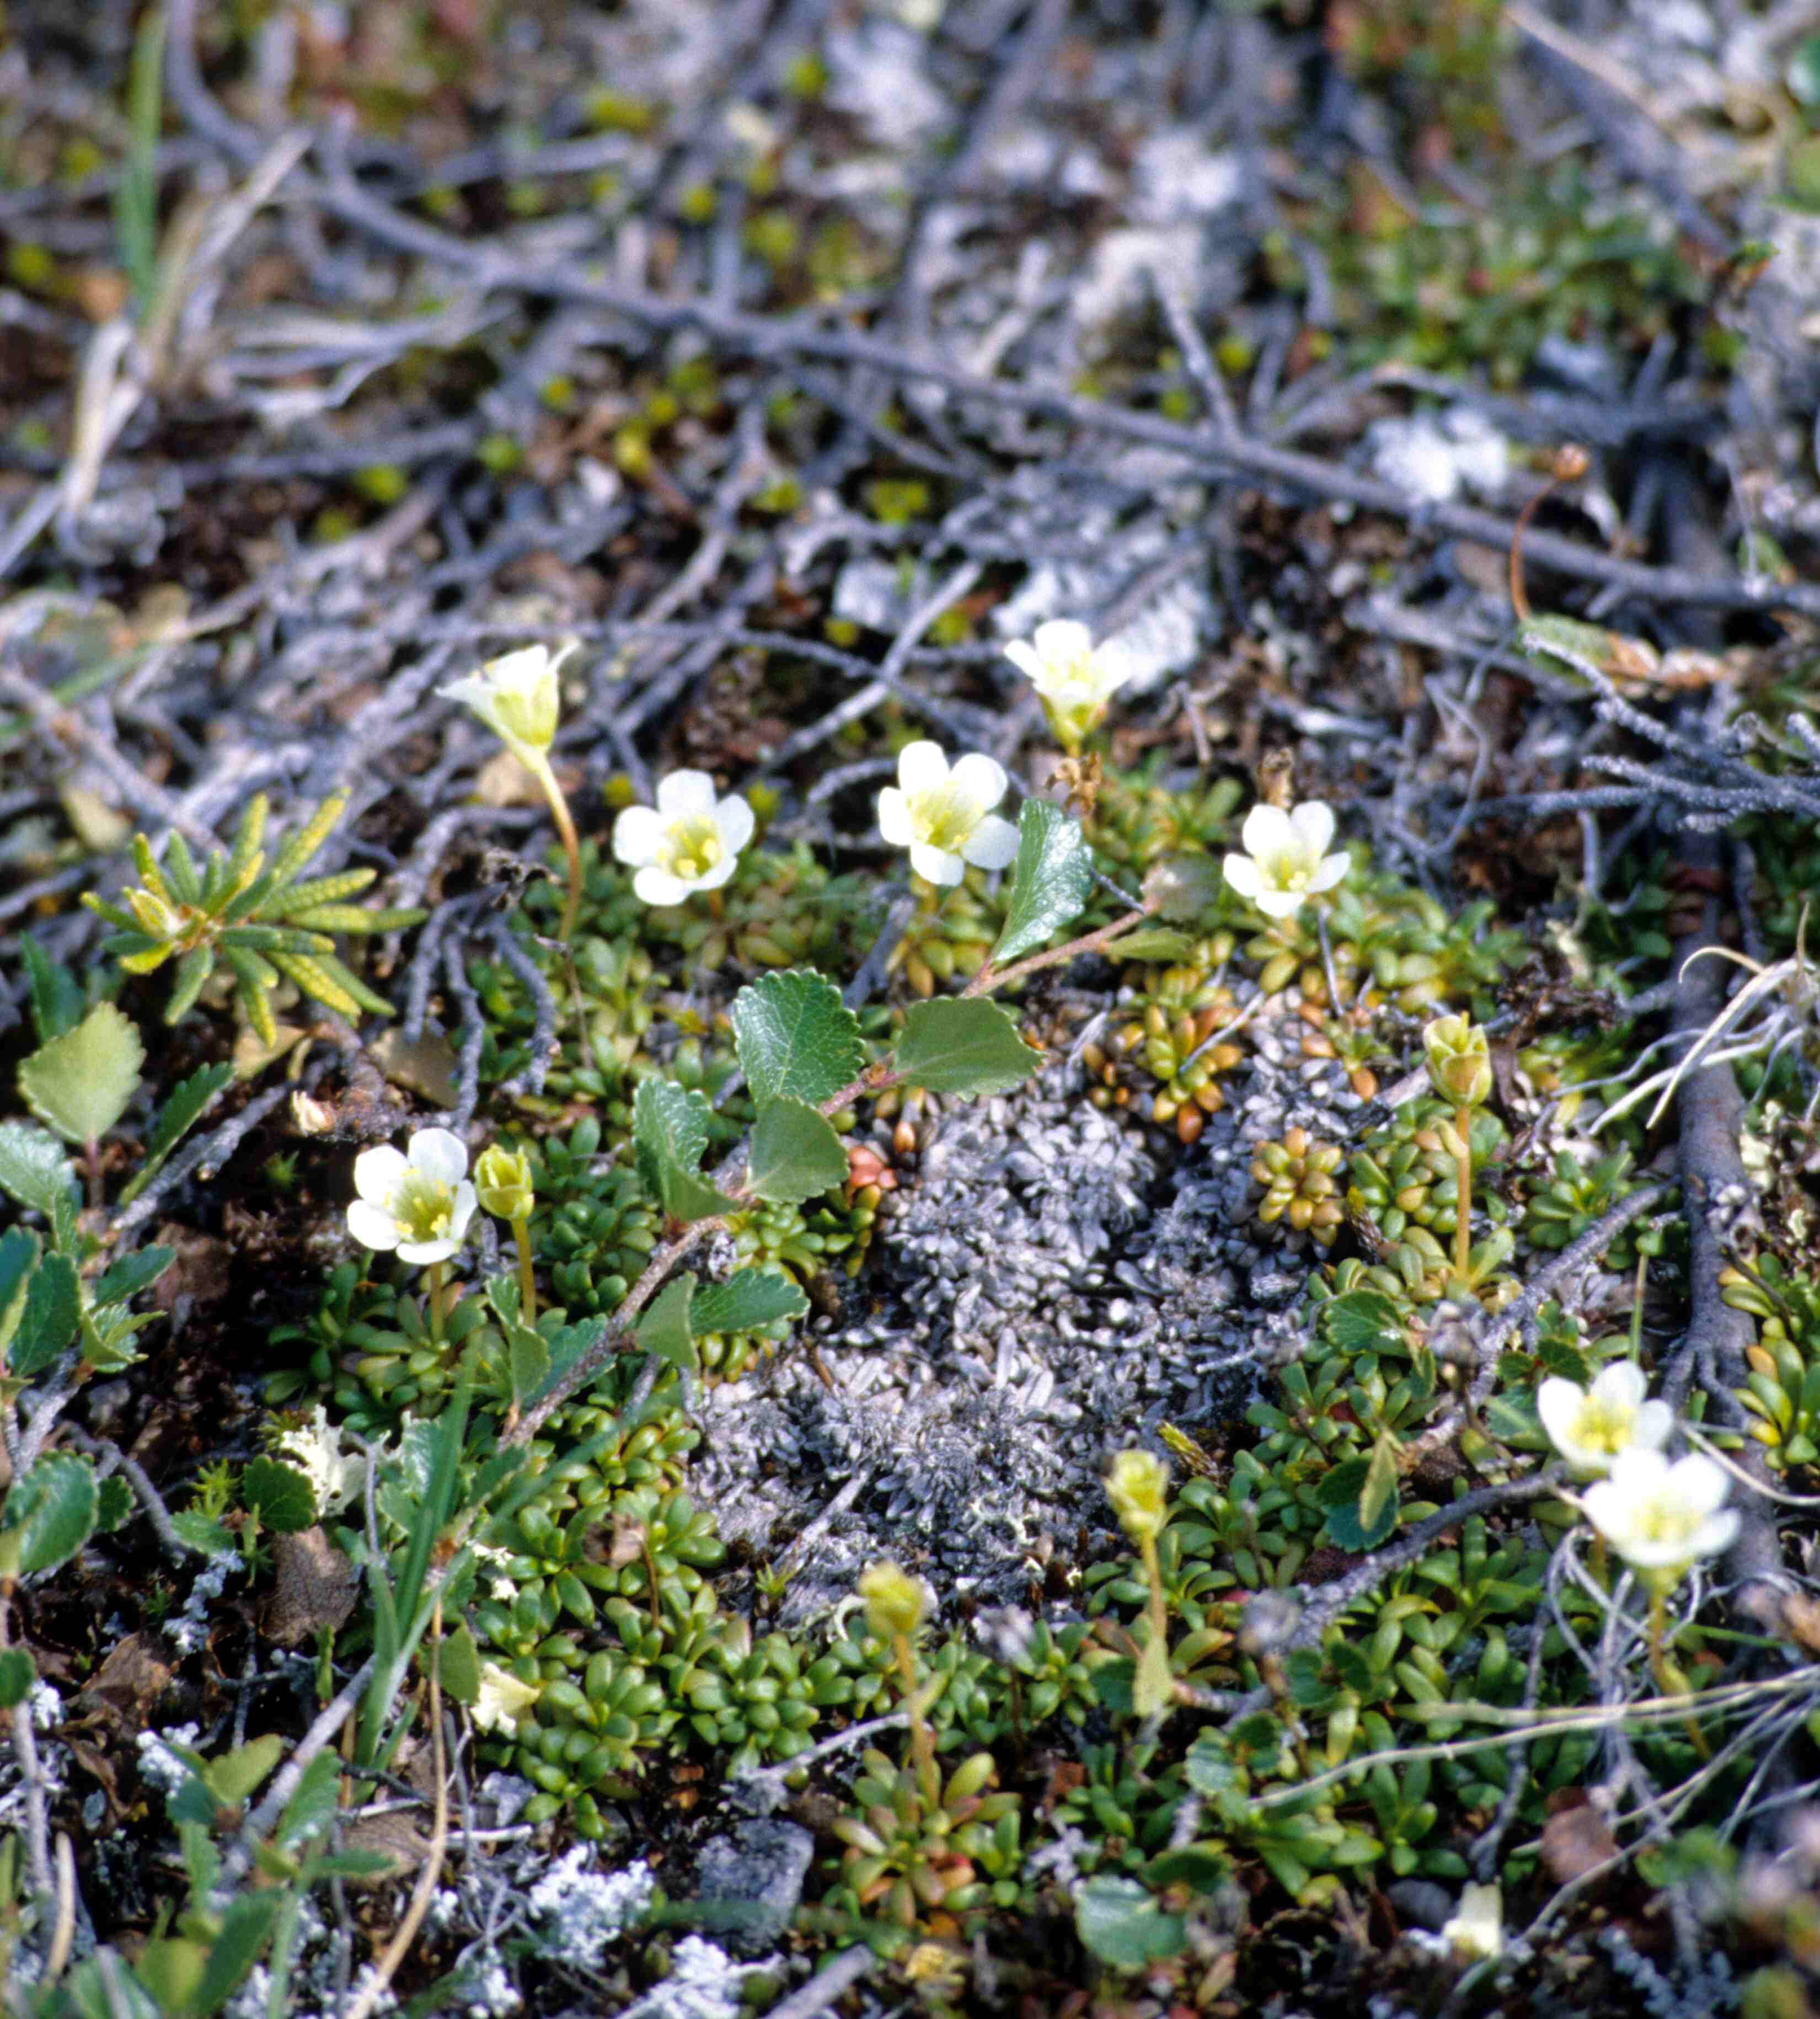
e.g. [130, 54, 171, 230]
[532, 759, 582, 943]
[512, 1218, 537, 1326]
[426, 1260, 447, 1346]
[894, 1631, 938, 1803]
[1453, 1104, 1474, 1280]
[1647, 1587, 1711, 1759]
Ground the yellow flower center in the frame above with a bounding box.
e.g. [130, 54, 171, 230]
[1576, 1396, 1636, 1456]
[392, 1171, 456, 1244]
[1262, 850, 1314, 894]
[911, 782, 982, 853]
[660, 815, 724, 883]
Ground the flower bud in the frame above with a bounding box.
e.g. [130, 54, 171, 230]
[475, 1143, 534, 1222]
[1422, 1013, 1492, 1109]
[1105, 1448, 1169, 1543]
[859, 1560, 926, 1641]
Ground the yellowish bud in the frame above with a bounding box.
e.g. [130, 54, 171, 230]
[475, 1143, 534, 1222]
[858, 1561, 926, 1642]
[1422, 1013, 1492, 1109]
[1105, 1448, 1169, 1543]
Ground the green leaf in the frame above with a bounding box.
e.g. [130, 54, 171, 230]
[10, 1251, 79, 1378]
[1318, 1438, 1401, 1552]
[17, 1002, 144, 1145]
[693, 1268, 809, 1335]
[746, 1097, 849, 1205]
[509, 1328, 551, 1407]
[893, 997, 1042, 1096]
[118, 1062, 234, 1208]
[97, 1473, 134, 1532]
[191, 1890, 281, 2018]
[0, 1229, 38, 1361]
[1075, 1875, 1187, 1971]
[632, 1078, 737, 1222]
[437, 1621, 482, 1707]
[206, 1733, 286, 1807]
[93, 1246, 174, 1306]
[0, 1453, 99, 1578]
[731, 970, 866, 1108]
[1320, 1290, 1405, 1355]
[0, 1648, 34, 1708]
[242, 1458, 317, 1532]
[170, 1511, 235, 1556]
[634, 1274, 697, 1376]
[277, 1750, 344, 1853]
[992, 800, 1095, 964]
[0, 1123, 76, 1219]
[19, 936, 85, 1043]
[1097, 926, 1193, 963]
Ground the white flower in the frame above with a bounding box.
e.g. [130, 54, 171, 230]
[1222, 802, 1351, 919]
[274, 1404, 368, 1516]
[1441, 1881, 1502, 1961]
[472, 1662, 542, 1734]
[1581, 1449, 1739, 1586]
[1538, 1361, 1674, 1479]
[612, 772, 755, 907]
[346, 1127, 477, 1267]
[437, 643, 574, 768]
[876, 741, 1019, 888]
[1002, 619, 1137, 748]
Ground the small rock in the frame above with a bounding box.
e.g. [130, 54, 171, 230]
[694, 1818, 813, 1954]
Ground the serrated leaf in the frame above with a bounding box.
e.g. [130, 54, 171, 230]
[509, 1328, 551, 1406]
[93, 1246, 174, 1306]
[731, 969, 867, 1109]
[632, 1078, 737, 1222]
[206, 1733, 286, 1806]
[170, 1511, 236, 1557]
[1320, 1290, 1405, 1355]
[18, 1002, 144, 1146]
[746, 1097, 849, 1205]
[19, 936, 84, 1043]
[1075, 1875, 1187, 1971]
[634, 1274, 697, 1376]
[693, 1268, 810, 1336]
[0, 1122, 77, 1217]
[191, 1888, 281, 2014]
[242, 1457, 317, 1532]
[118, 1062, 234, 1207]
[0, 1229, 37, 1361]
[97, 1473, 135, 1531]
[437, 1621, 483, 1707]
[0, 1648, 34, 1708]
[1317, 1438, 1401, 1552]
[993, 800, 1095, 964]
[0, 1453, 98, 1578]
[277, 1751, 344, 1852]
[10, 1252, 79, 1378]
[893, 997, 1042, 1096]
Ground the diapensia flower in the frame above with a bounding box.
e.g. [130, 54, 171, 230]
[877, 741, 1019, 887]
[1580, 1448, 1738, 1589]
[472, 1662, 542, 1734]
[1222, 801, 1351, 919]
[1003, 619, 1138, 750]
[437, 643, 572, 769]
[346, 1126, 477, 1267]
[1441, 1882, 1503, 1962]
[612, 771, 756, 907]
[1539, 1361, 1674, 1480]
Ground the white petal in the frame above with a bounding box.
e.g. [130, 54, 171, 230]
[949, 752, 1008, 812]
[346, 1200, 401, 1252]
[1632, 1400, 1676, 1451]
[397, 1236, 459, 1267]
[909, 841, 964, 886]
[612, 806, 666, 867]
[1590, 1360, 1647, 1412]
[481, 645, 550, 685]
[962, 813, 1020, 871]
[1608, 1448, 1671, 1496]
[1535, 1378, 1585, 1456]
[1222, 853, 1263, 898]
[351, 1145, 408, 1206]
[714, 794, 756, 856]
[896, 741, 950, 798]
[436, 675, 490, 712]
[1090, 637, 1138, 696]
[1002, 639, 1045, 682]
[1288, 801, 1337, 858]
[1670, 1453, 1730, 1519]
[1252, 886, 1306, 919]
[1033, 619, 1093, 664]
[694, 853, 738, 892]
[877, 787, 913, 847]
[1240, 803, 1293, 859]
[634, 866, 693, 906]
[409, 1127, 469, 1185]
[655, 770, 718, 818]
[1309, 852, 1351, 894]
[1697, 1508, 1739, 1557]
[445, 1183, 478, 1244]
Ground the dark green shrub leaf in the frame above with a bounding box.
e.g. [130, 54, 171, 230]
[20, 936, 84, 1044]
[1320, 1290, 1405, 1355]
[0, 1228, 38, 1360]
[632, 1078, 736, 1222]
[97, 1473, 135, 1532]
[0, 1123, 76, 1218]
[1317, 1440, 1400, 1552]
[693, 1268, 809, 1334]
[118, 1062, 234, 1207]
[93, 1246, 174, 1306]
[10, 1252, 79, 1378]
[437, 1621, 482, 1706]
[992, 800, 1095, 964]
[634, 1274, 698, 1376]
[892, 998, 1041, 1096]
[1075, 1874, 1187, 1970]
[242, 1458, 317, 1532]
[731, 970, 866, 1108]
[746, 1097, 848, 1205]
[18, 1002, 144, 1146]
[0, 1648, 34, 1708]
[0, 1453, 99, 1577]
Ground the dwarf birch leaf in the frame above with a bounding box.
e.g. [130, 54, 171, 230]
[0, 1454, 99, 1578]
[1317, 1437, 1401, 1551]
[1075, 1876, 1187, 1970]
[746, 1098, 848, 1205]
[0, 1649, 34, 1709]
[119, 1062, 234, 1206]
[693, 1268, 809, 1335]
[437, 1622, 482, 1707]
[993, 800, 1095, 964]
[242, 1457, 317, 1533]
[731, 970, 866, 1108]
[632, 1078, 736, 1222]
[635, 1274, 698, 1376]
[10, 1252, 78, 1379]
[0, 1230, 37, 1361]
[893, 998, 1042, 1096]
[0, 1124, 75, 1219]
[18, 1003, 144, 1146]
